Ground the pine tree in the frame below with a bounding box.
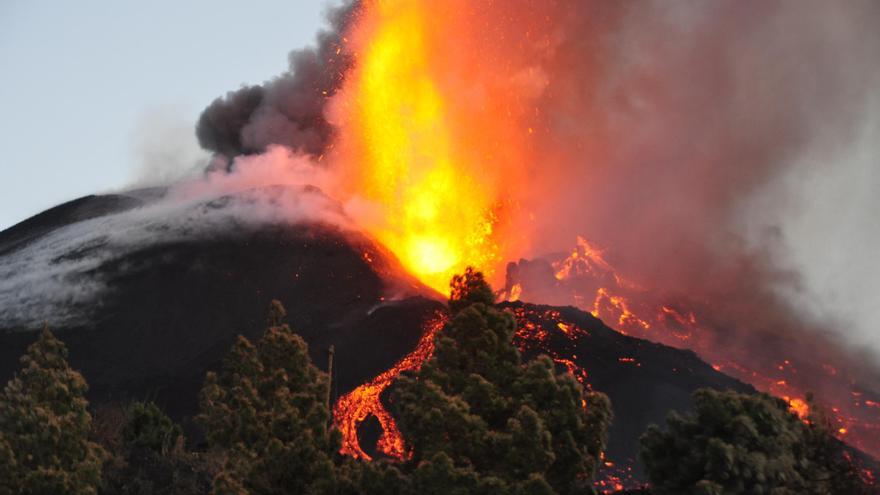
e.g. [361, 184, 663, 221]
[198, 300, 340, 494]
[121, 401, 183, 455]
[98, 400, 211, 495]
[391, 268, 613, 495]
[640, 388, 873, 495]
[0, 326, 105, 495]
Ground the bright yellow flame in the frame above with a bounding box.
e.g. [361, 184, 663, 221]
[331, 0, 536, 293]
[349, 2, 497, 291]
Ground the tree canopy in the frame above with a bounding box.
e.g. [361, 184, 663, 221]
[198, 300, 339, 495]
[390, 268, 613, 495]
[640, 388, 871, 495]
[0, 327, 105, 495]
[121, 401, 183, 455]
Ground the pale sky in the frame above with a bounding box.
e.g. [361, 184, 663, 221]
[0, 0, 330, 230]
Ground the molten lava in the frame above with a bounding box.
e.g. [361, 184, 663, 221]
[333, 312, 448, 460]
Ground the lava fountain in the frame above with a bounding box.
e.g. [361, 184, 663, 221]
[329, 0, 555, 293]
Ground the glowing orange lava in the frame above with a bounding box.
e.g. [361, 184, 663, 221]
[333, 312, 448, 460]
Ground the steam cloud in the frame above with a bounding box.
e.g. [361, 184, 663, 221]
[0, 163, 351, 329]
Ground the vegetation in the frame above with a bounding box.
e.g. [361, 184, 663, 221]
[198, 300, 339, 494]
[0, 327, 105, 495]
[121, 401, 183, 454]
[389, 268, 613, 494]
[192, 272, 613, 494]
[8, 272, 867, 495]
[640, 388, 871, 495]
[99, 401, 211, 495]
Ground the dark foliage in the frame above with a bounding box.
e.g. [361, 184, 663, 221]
[391, 269, 613, 494]
[121, 401, 183, 454]
[640, 388, 873, 495]
[198, 300, 340, 494]
[0, 327, 105, 495]
[98, 399, 212, 495]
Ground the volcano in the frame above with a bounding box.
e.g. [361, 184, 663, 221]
[2, 189, 876, 490]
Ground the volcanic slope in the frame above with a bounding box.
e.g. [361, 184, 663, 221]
[0, 187, 438, 422]
[1, 190, 861, 485]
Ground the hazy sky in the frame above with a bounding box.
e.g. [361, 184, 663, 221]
[0, 0, 329, 230]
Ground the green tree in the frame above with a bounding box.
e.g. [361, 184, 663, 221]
[0, 326, 105, 495]
[800, 394, 873, 495]
[99, 401, 211, 495]
[198, 300, 339, 495]
[640, 388, 872, 495]
[391, 268, 613, 495]
[121, 401, 183, 455]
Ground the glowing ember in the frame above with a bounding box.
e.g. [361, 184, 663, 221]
[506, 283, 523, 302]
[595, 457, 644, 494]
[553, 236, 619, 284]
[591, 287, 651, 334]
[333, 312, 448, 460]
[508, 304, 646, 491]
[788, 397, 810, 419]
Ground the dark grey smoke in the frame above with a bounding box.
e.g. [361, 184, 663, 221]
[196, 1, 359, 165]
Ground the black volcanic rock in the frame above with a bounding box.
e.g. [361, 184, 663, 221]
[502, 301, 754, 479]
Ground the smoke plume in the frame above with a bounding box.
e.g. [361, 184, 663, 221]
[195, 1, 359, 164]
[525, 0, 880, 362]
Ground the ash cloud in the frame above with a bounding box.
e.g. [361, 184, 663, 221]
[195, 1, 359, 165]
[522, 0, 880, 373]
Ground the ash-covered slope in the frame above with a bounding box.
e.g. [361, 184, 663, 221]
[0, 188, 439, 423]
[1, 191, 859, 484]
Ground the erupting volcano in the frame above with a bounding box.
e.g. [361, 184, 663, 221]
[2, 0, 879, 492]
[306, 0, 880, 469]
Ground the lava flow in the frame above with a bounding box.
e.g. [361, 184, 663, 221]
[507, 303, 645, 492]
[502, 236, 880, 459]
[333, 312, 447, 460]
